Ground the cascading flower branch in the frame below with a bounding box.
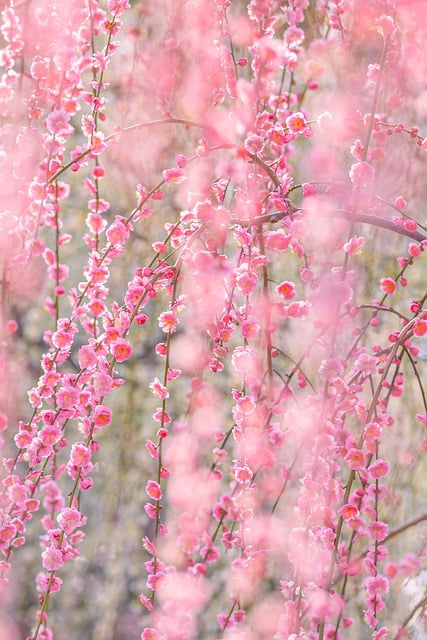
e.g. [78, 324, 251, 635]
[1, 1, 427, 640]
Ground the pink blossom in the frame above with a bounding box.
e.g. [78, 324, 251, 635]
[343, 236, 365, 256]
[106, 218, 130, 246]
[141, 629, 160, 640]
[349, 161, 375, 187]
[57, 508, 86, 535]
[90, 132, 107, 155]
[144, 503, 158, 520]
[139, 594, 153, 611]
[146, 480, 162, 501]
[45, 110, 73, 136]
[364, 575, 389, 597]
[338, 503, 359, 521]
[367, 521, 388, 542]
[413, 319, 427, 336]
[142, 537, 157, 556]
[399, 553, 421, 576]
[344, 448, 366, 471]
[70, 443, 91, 468]
[56, 385, 79, 410]
[277, 280, 296, 300]
[111, 338, 132, 362]
[372, 627, 388, 640]
[244, 134, 264, 154]
[78, 345, 97, 369]
[30, 55, 50, 79]
[162, 167, 186, 184]
[380, 277, 397, 295]
[146, 571, 166, 590]
[93, 405, 112, 428]
[149, 377, 169, 400]
[286, 111, 307, 134]
[42, 546, 64, 571]
[158, 311, 178, 333]
[234, 464, 253, 486]
[368, 459, 390, 479]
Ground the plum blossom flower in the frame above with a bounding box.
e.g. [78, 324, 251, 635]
[277, 280, 296, 300]
[141, 628, 160, 640]
[45, 109, 73, 136]
[30, 55, 50, 79]
[368, 458, 390, 479]
[158, 311, 178, 333]
[111, 338, 132, 362]
[57, 508, 86, 535]
[70, 442, 91, 468]
[286, 111, 307, 134]
[146, 480, 162, 501]
[149, 377, 169, 400]
[380, 277, 397, 295]
[234, 464, 253, 486]
[344, 447, 366, 470]
[163, 167, 186, 184]
[93, 405, 112, 429]
[343, 235, 365, 256]
[244, 134, 264, 154]
[42, 546, 64, 571]
[367, 521, 388, 542]
[349, 161, 375, 187]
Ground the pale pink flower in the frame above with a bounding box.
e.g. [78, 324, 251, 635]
[369, 458, 390, 479]
[364, 575, 389, 597]
[367, 521, 388, 541]
[234, 464, 253, 486]
[30, 55, 50, 79]
[57, 508, 86, 535]
[343, 235, 365, 256]
[42, 546, 64, 571]
[45, 109, 72, 136]
[344, 448, 366, 470]
[70, 443, 91, 468]
[349, 161, 375, 187]
[162, 167, 186, 184]
[146, 571, 166, 591]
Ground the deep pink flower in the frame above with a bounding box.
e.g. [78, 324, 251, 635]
[93, 405, 112, 429]
[149, 377, 169, 400]
[146, 480, 162, 501]
[277, 280, 296, 300]
[380, 277, 397, 295]
[286, 111, 307, 134]
[111, 338, 132, 362]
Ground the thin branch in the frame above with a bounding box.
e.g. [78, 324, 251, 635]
[383, 512, 427, 545]
[242, 208, 427, 243]
[394, 593, 427, 639]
